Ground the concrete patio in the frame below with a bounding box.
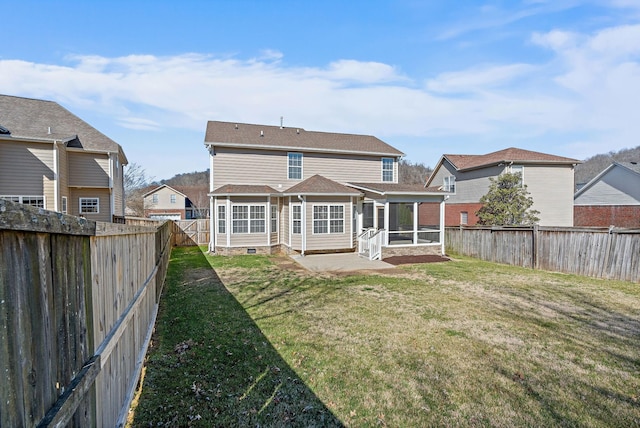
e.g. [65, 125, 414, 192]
[290, 252, 395, 272]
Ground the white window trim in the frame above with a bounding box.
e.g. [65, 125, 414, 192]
[444, 175, 456, 193]
[510, 165, 524, 186]
[382, 157, 394, 182]
[152, 194, 158, 203]
[1, 195, 45, 208]
[79, 197, 100, 214]
[312, 204, 345, 235]
[291, 203, 302, 235]
[288, 152, 303, 180]
[61, 196, 68, 214]
[217, 204, 226, 234]
[170, 194, 176, 204]
[232, 204, 267, 234]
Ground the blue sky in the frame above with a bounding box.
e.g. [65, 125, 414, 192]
[2, 0, 640, 180]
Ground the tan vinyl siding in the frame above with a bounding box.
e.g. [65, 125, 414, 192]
[68, 151, 110, 187]
[145, 186, 186, 210]
[69, 188, 112, 222]
[433, 161, 504, 204]
[56, 142, 70, 206]
[213, 147, 394, 190]
[525, 165, 575, 226]
[112, 155, 125, 216]
[305, 196, 353, 251]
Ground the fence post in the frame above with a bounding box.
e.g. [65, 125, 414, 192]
[532, 224, 539, 270]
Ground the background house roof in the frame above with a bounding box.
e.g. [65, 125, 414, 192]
[284, 174, 362, 196]
[574, 161, 640, 198]
[0, 94, 126, 161]
[444, 147, 580, 171]
[204, 120, 404, 157]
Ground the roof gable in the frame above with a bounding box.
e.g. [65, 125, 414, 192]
[574, 161, 640, 199]
[143, 184, 187, 198]
[444, 147, 580, 171]
[204, 120, 403, 157]
[285, 175, 362, 195]
[0, 94, 126, 161]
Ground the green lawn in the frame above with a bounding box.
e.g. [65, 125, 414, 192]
[129, 246, 640, 427]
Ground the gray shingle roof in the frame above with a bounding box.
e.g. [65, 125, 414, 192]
[204, 120, 404, 157]
[0, 94, 125, 160]
[284, 175, 362, 196]
[348, 182, 447, 195]
[210, 184, 280, 195]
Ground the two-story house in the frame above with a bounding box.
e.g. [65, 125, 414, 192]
[425, 147, 580, 227]
[0, 94, 128, 223]
[143, 184, 209, 220]
[574, 161, 640, 228]
[204, 121, 447, 258]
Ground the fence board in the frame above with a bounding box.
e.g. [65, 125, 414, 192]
[0, 200, 173, 427]
[446, 226, 640, 283]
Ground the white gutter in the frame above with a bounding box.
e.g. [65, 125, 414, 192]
[209, 146, 215, 252]
[53, 142, 59, 212]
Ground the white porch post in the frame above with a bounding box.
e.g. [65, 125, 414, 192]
[439, 198, 446, 255]
[413, 201, 419, 245]
[384, 201, 389, 246]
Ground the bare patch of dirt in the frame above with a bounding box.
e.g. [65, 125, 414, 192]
[383, 254, 451, 265]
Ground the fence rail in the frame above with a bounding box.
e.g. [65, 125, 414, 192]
[174, 219, 209, 246]
[446, 225, 640, 283]
[0, 200, 175, 427]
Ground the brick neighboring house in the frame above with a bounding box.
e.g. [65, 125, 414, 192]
[143, 184, 209, 220]
[205, 121, 448, 257]
[574, 161, 640, 227]
[0, 94, 128, 222]
[424, 147, 581, 227]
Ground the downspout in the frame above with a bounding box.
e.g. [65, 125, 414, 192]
[109, 153, 115, 219]
[53, 142, 59, 212]
[297, 194, 306, 256]
[208, 146, 215, 253]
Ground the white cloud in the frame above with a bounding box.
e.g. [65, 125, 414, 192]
[425, 63, 537, 93]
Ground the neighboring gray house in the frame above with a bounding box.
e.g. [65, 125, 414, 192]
[204, 121, 447, 258]
[574, 161, 640, 228]
[425, 147, 580, 227]
[0, 94, 128, 222]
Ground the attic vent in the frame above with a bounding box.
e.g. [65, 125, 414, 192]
[0, 125, 9, 135]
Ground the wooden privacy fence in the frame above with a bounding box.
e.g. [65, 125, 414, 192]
[0, 200, 176, 427]
[446, 225, 640, 283]
[174, 219, 209, 246]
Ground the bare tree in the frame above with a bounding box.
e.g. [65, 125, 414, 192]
[124, 163, 153, 217]
[399, 159, 433, 185]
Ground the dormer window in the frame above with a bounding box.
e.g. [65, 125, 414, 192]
[382, 158, 394, 182]
[444, 175, 456, 192]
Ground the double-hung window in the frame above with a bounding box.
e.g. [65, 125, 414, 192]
[232, 205, 266, 234]
[152, 194, 158, 203]
[288, 152, 302, 180]
[1, 195, 45, 208]
[510, 165, 524, 186]
[292, 205, 302, 234]
[382, 158, 394, 182]
[444, 176, 456, 193]
[217, 205, 226, 233]
[80, 198, 99, 214]
[313, 205, 344, 234]
[170, 194, 176, 203]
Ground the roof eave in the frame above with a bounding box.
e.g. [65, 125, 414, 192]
[205, 141, 404, 157]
